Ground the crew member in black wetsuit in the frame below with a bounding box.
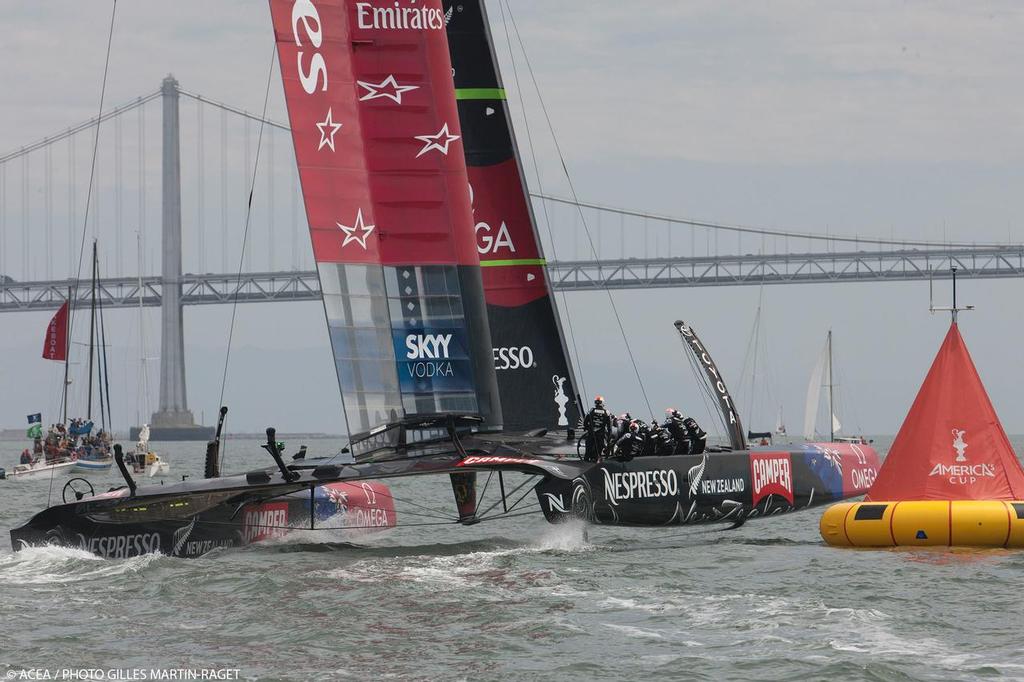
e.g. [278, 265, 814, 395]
[664, 409, 689, 453]
[633, 420, 655, 457]
[682, 416, 707, 454]
[581, 396, 613, 461]
[613, 412, 633, 442]
[613, 420, 644, 461]
[664, 409, 707, 454]
[649, 419, 676, 456]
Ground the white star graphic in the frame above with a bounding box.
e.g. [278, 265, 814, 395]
[337, 209, 375, 249]
[357, 75, 419, 104]
[315, 108, 343, 152]
[414, 122, 461, 159]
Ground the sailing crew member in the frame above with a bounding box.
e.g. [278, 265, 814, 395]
[613, 420, 644, 461]
[681, 415, 707, 454]
[581, 396, 613, 461]
[664, 409, 689, 452]
[632, 420, 654, 457]
[613, 412, 633, 441]
[649, 420, 676, 456]
[664, 409, 707, 454]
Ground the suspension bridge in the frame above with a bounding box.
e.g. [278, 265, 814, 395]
[2, 76, 1021, 435]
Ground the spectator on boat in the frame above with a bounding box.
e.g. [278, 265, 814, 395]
[581, 396, 613, 461]
[20, 449, 33, 465]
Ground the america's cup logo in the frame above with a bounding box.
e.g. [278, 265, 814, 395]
[952, 429, 968, 462]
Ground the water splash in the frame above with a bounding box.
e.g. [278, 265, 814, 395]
[0, 544, 161, 585]
[532, 520, 593, 552]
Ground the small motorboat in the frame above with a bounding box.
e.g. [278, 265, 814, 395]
[6, 458, 76, 481]
[127, 450, 170, 477]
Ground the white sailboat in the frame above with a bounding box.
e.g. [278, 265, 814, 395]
[803, 330, 843, 442]
[127, 233, 169, 477]
[775, 405, 787, 436]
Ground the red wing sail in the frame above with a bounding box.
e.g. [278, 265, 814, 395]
[42, 301, 69, 362]
[866, 323, 1024, 501]
[270, 0, 502, 449]
[445, 0, 581, 432]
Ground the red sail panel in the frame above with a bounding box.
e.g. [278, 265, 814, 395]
[271, 0, 503, 441]
[866, 323, 1024, 501]
[42, 301, 68, 362]
[271, 0, 478, 267]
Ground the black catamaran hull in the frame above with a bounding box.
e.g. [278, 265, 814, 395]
[10, 480, 396, 559]
[530, 443, 880, 527]
[11, 439, 878, 558]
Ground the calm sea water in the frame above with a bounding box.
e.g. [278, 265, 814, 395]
[2, 437, 1024, 681]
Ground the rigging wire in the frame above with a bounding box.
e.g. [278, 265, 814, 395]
[216, 44, 277, 472]
[681, 343, 729, 441]
[98, 269, 114, 431]
[500, 0, 654, 419]
[496, 0, 588, 401]
[50, 0, 118, 509]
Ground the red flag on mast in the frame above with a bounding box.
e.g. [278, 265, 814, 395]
[866, 322, 1024, 501]
[42, 301, 69, 362]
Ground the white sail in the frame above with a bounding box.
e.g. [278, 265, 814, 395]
[803, 339, 828, 440]
[831, 412, 842, 434]
[775, 405, 786, 435]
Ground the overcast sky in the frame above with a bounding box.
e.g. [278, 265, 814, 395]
[1, 1, 1023, 438]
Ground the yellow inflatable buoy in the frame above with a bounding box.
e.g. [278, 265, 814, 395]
[820, 500, 1024, 548]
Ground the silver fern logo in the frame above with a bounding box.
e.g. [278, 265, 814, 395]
[688, 456, 707, 496]
[444, 6, 454, 25]
[172, 517, 197, 557]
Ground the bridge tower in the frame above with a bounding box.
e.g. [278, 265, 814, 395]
[136, 75, 213, 441]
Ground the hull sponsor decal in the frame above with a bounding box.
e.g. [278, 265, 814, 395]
[602, 467, 680, 506]
[243, 502, 290, 544]
[750, 452, 794, 506]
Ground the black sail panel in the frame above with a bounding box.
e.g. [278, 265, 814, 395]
[445, 0, 581, 433]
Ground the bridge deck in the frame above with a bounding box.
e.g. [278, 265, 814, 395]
[2, 246, 1022, 312]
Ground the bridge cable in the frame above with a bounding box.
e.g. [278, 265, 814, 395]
[0, 91, 158, 166]
[501, 0, 655, 420]
[216, 44, 278, 472]
[532, 193, 1020, 250]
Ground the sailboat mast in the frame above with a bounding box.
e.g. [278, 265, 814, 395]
[827, 329, 834, 442]
[62, 286, 72, 424]
[137, 231, 148, 424]
[86, 241, 98, 421]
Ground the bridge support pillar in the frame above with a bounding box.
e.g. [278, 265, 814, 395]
[137, 75, 213, 442]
